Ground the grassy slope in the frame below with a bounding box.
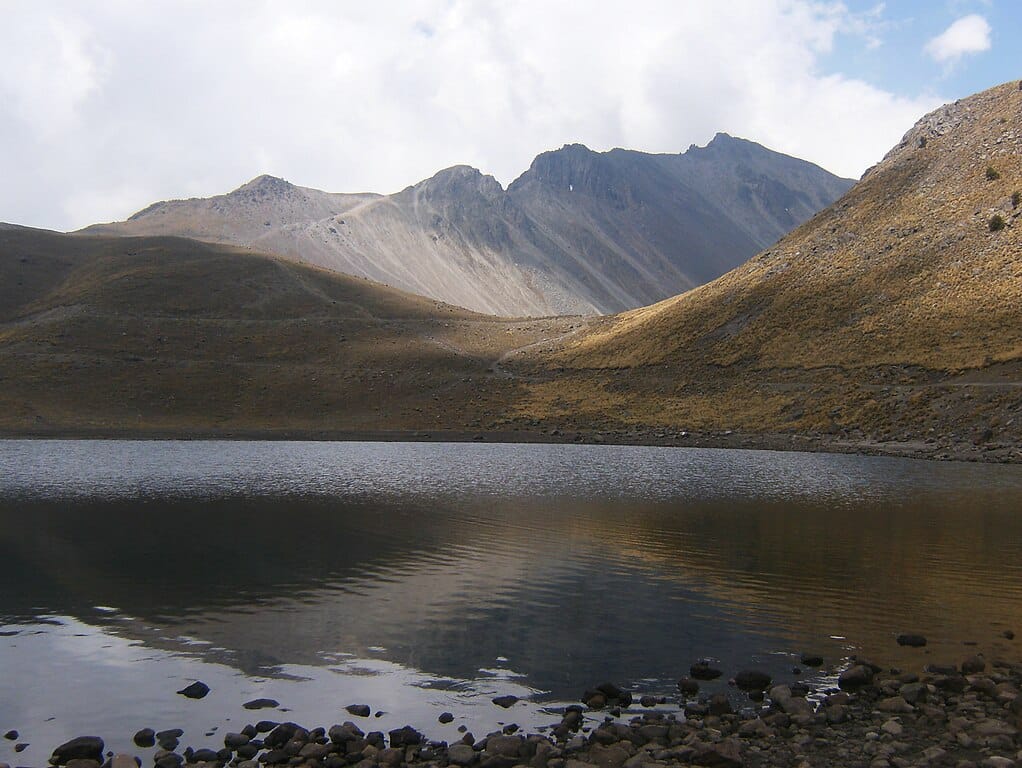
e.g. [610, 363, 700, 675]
[0, 227, 574, 435]
[511, 81, 1022, 452]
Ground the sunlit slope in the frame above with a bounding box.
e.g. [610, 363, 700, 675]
[0, 227, 571, 434]
[554, 80, 1022, 372]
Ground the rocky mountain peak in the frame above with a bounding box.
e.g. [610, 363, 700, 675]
[231, 174, 296, 198]
[413, 165, 504, 201]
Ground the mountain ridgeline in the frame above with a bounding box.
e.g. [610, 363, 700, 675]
[84, 135, 853, 316]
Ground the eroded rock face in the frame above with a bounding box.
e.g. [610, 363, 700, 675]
[82, 140, 852, 317]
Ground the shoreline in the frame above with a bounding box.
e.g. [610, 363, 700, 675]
[0, 426, 1019, 465]
[12, 650, 1022, 768]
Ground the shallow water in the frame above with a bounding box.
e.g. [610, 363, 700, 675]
[1, 440, 1021, 761]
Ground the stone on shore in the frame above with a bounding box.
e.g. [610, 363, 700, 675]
[345, 704, 372, 717]
[133, 728, 155, 748]
[838, 664, 875, 690]
[492, 695, 519, 709]
[447, 744, 477, 766]
[51, 736, 104, 765]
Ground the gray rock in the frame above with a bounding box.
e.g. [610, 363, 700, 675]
[492, 695, 519, 709]
[899, 682, 927, 704]
[838, 664, 875, 690]
[691, 738, 743, 767]
[587, 744, 630, 768]
[387, 725, 422, 748]
[485, 735, 525, 759]
[224, 733, 250, 749]
[448, 744, 477, 767]
[799, 654, 824, 667]
[677, 678, 700, 695]
[439, 712, 454, 724]
[52, 736, 105, 765]
[876, 696, 914, 713]
[3, 731, 16, 741]
[345, 704, 371, 717]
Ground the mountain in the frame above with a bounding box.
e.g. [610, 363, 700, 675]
[83, 137, 853, 316]
[0, 226, 575, 436]
[511, 79, 1022, 458]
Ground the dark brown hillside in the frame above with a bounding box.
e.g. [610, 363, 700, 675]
[0, 228, 574, 436]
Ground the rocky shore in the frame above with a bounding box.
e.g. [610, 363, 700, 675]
[10, 651, 1022, 768]
[2, 426, 1020, 465]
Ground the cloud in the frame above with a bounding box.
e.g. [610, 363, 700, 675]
[924, 14, 992, 64]
[0, 1, 942, 231]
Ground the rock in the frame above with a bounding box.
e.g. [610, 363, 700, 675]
[639, 695, 658, 708]
[838, 664, 875, 690]
[799, 654, 824, 667]
[224, 733, 251, 749]
[962, 655, 986, 674]
[52, 736, 105, 764]
[690, 663, 723, 681]
[692, 738, 743, 767]
[244, 698, 279, 710]
[3, 731, 16, 741]
[881, 719, 903, 737]
[254, 722, 278, 734]
[899, 682, 927, 704]
[678, 678, 700, 695]
[111, 754, 137, 768]
[191, 748, 220, 763]
[299, 743, 331, 760]
[328, 723, 364, 744]
[388, 726, 422, 748]
[587, 744, 630, 768]
[155, 754, 184, 768]
[972, 719, 1015, 737]
[980, 758, 1015, 768]
[133, 729, 156, 748]
[877, 696, 914, 713]
[345, 704, 371, 717]
[584, 693, 607, 709]
[485, 735, 524, 759]
[448, 744, 477, 767]
[733, 670, 771, 691]
[439, 712, 454, 724]
[14, 745, 28, 754]
[921, 746, 946, 764]
[263, 722, 302, 749]
[896, 634, 927, 647]
[177, 681, 210, 699]
[1003, 630, 1015, 640]
[492, 695, 519, 709]
[737, 718, 772, 738]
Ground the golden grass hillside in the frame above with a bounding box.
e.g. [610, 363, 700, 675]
[508, 80, 1022, 455]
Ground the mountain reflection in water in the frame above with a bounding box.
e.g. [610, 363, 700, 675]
[1, 440, 1021, 760]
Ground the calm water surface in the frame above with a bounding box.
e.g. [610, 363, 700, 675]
[1, 440, 1021, 761]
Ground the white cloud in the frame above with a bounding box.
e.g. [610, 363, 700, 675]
[0, 1, 943, 231]
[924, 14, 992, 64]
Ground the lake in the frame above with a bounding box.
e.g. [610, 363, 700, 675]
[1, 440, 1021, 762]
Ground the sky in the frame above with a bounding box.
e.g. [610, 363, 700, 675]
[0, 0, 1018, 232]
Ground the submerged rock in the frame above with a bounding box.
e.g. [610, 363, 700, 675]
[690, 663, 722, 680]
[244, 698, 280, 710]
[176, 681, 210, 699]
[733, 669, 772, 691]
[897, 633, 927, 647]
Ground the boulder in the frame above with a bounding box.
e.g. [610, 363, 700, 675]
[244, 699, 279, 710]
[51, 737, 105, 765]
[492, 695, 519, 709]
[896, 634, 927, 647]
[838, 664, 875, 690]
[345, 704, 371, 718]
[690, 663, 722, 681]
